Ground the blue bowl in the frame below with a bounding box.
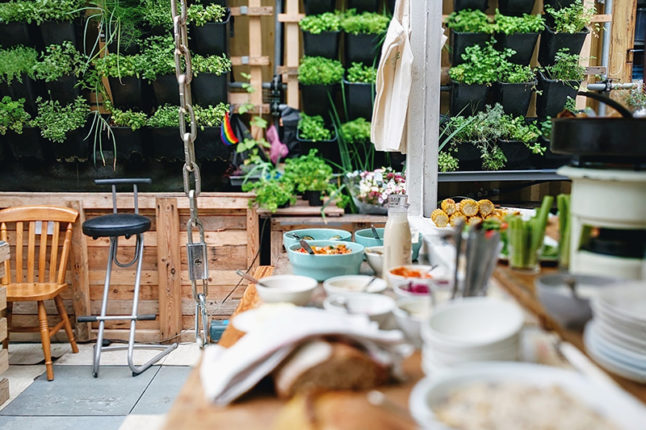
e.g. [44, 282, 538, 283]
[287, 240, 365, 281]
[283, 228, 352, 251]
[356, 229, 423, 261]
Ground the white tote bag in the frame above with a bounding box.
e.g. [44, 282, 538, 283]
[371, 0, 413, 154]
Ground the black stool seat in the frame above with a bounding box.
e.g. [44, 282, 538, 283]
[83, 214, 151, 238]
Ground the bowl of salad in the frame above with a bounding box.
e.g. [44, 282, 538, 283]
[287, 240, 365, 281]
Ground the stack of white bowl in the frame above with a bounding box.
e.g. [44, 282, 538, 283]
[421, 297, 524, 372]
[585, 283, 646, 383]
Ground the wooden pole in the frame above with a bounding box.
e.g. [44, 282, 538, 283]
[246, 206, 259, 270]
[67, 200, 91, 341]
[156, 198, 182, 343]
[284, 0, 300, 108]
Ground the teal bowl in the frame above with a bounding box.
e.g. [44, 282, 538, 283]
[287, 240, 365, 282]
[283, 228, 352, 251]
[356, 229, 423, 261]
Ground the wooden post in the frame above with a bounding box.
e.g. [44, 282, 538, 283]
[156, 198, 182, 343]
[284, 0, 300, 108]
[246, 206, 260, 269]
[0, 241, 8, 405]
[67, 200, 91, 341]
[249, 0, 264, 129]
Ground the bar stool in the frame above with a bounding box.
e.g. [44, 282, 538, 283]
[78, 178, 177, 377]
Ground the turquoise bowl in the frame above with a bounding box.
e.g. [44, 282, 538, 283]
[287, 240, 365, 282]
[283, 228, 352, 251]
[356, 229, 423, 262]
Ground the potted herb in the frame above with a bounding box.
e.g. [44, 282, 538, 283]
[454, 0, 489, 12]
[36, 0, 84, 49]
[297, 113, 337, 164]
[497, 112, 544, 169]
[348, 0, 380, 13]
[539, 0, 594, 66]
[339, 117, 393, 169]
[0, 45, 39, 114]
[344, 62, 376, 120]
[448, 42, 505, 115]
[498, 0, 536, 16]
[242, 175, 296, 212]
[284, 149, 333, 206]
[299, 12, 341, 59]
[446, 9, 494, 65]
[193, 103, 231, 161]
[302, 0, 336, 15]
[0, 0, 35, 47]
[441, 114, 487, 170]
[298, 56, 344, 117]
[0, 95, 45, 161]
[497, 60, 537, 116]
[189, 3, 230, 56]
[341, 10, 390, 66]
[96, 53, 148, 109]
[108, 105, 147, 161]
[494, 10, 544, 65]
[33, 41, 86, 104]
[141, 35, 179, 105]
[543, 0, 577, 10]
[101, 0, 147, 55]
[191, 54, 231, 106]
[533, 117, 572, 168]
[32, 96, 90, 161]
[536, 48, 584, 118]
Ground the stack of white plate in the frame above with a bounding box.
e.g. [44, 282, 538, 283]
[420, 297, 524, 372]
[585, 283, 646, 383]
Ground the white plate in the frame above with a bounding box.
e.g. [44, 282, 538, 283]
[592, 299, 646, 334]
[594, 283, 646, 325]
[595, 317, 646, 353]
[409, 362, 646, 430]
[585, 325, 646, 384]
[586, 322, 646, 371]
[231, 303, 296, 333]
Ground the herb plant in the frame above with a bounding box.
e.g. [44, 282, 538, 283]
[192, 54, 232, 76]
[194, 103, 228, 130]
[545, 0, 595, 33]
[449, 43, 511, 85]
[110, 107, 147, 130]
[493, 10, 544, 35]
[498, 114, 545, 154]
[242, 176, 295, 213]
[98, 0, 146, 54]
[341, 10, 390, 35]
[95, 53, 144, 78]
[35, 0, 84, 23]
[298, 56, 344, 85]
[346, 62, 376, 83]
[0, 45, 38, 84]
[284, 149, 333, 193]
[541, 48, 585, 81]
[446, 9, 494, 33]
[140, 35, 175, 80]
[33, 96, 89, 143]
[298, 113, 332, 141]
[0, 96, 31, 135]
[141, 0, 172, 30]
[187, 3, 227, 27]
[624, 87, 646, 112]
[299, 12, 341, 34]
[147, 104, 179, 128]
[438, 151, 459, 172]
[0, 1, 37, 23]
[340, 117, 371, 145]
[33, 41, 85, 82]
[500, 63, 535, 83]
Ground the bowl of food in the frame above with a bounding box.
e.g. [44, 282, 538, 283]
[393, 297, 433, 347]
[323, 275, 387, 297]
[354, 228, 385, 248]
[255, 275, 318, 306]
[283, 228, 352, 251]
[365, 246, 384, 276]
[323, 293, 395, 327]
[287, 240, 365, 281]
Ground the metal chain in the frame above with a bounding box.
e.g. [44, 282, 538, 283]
[171, 0, 209, 347]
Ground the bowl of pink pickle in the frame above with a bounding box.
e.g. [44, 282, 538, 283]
[388, 265, 437, 299]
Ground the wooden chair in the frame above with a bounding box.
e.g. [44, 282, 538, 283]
[0, 206, 80, 381]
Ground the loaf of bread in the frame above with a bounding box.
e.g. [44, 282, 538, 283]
[272, 340, 389, 399]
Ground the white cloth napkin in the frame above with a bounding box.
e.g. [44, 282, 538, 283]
[200, 307, 406, 406]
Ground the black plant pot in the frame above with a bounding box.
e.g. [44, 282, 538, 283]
[190, 9, 230, 56]
[0, 74, 40, 115]
[296, 130, 339, 166]
[39, 20, 81, 50]
[109, 127, 145, 161]
[345, 33, 384, 66]
[52, 124, 90, 162]
[195, 126, 233, 162]
[498, 139, 532, 169]
[451, 32, 491, 66]
[454, 0, 488, 12]
[533, 139, 572, 168]
[192, 73, 228, 106]
[535, 71, 580, 118]
[498, 32, 539, 65]
[307, 190, 323, 207]
[3, 127, 49, 162]
[200, 0, 227, 5]
[302, 31, 340, 59]
[450, 81, 492, 116]
[497, 81, 536, 116]
[108, 77, 147, 110]
[498, 0, 536, 16]
[349, 0, 380, 12]
[44, 75, 81, 104]
[344, 80, 375, 120]
[147, 127, 184, 161]
[303, 0, 336, 15]
[455, 142, 482, 171]
[386, 0, 395, 14]
[299, 83, 339, 118]
[152, 75, 180, 106]
[543, 0, 577, 9]
[0, 22, 32, 47]
[538, 26, 589, 66]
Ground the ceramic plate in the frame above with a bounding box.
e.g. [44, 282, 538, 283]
[585, 322, 646, 370]
[232, 303, 296, 333]
[585, 325, 646, 383]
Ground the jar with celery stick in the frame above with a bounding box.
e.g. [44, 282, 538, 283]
[508, 196, 554, 272]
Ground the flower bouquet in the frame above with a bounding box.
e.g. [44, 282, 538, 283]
[346, 168, 406, 214]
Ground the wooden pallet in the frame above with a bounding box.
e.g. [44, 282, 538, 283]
[0, 241, 9, 406]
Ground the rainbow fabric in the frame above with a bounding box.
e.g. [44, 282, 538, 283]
[220, 112, 239, 146]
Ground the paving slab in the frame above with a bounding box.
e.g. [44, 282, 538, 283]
[8, 343, 70, 365]
[0, 415, 125, 430]
[0, 365, 45, 411]
[130, 366, 192, 415]
[0, 365, 159, 416]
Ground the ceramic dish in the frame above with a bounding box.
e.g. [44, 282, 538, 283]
[232, 303, 296, 332]
[355, 229, 423, 261]
[287, 240, 364, 281]
[282, 228, 352, 251]
[364, 246, 384, 276]
[254, 274, 318, 306]
[323, 275, 387, 297]
[393, 297, 433, 347]
[323, 293, 395, 328]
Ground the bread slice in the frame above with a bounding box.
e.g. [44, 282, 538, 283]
[273, 340, 389, 399]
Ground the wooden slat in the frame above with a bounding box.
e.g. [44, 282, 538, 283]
[15, 221, 22, 282]
[157, 198, 182, 343]
[27, 221, 35, 283]
[0, 241, 8, 262]
[0, 237, 7, 282]
[0, 286, 5, 311]
[38, 223, 47, 282]
[284, 0, 300, 108]
[0, 349, 7, 375]
[230, 56, 270, 66]
[0, 378, 8, 407]
[49, 222, 59, 283]
[67, 201, 91, 341]
[246, 206, 259, 269]
[577, 0, 595, 109]
[277, 13, 304, 22]
[229, 6, 273, 16]
[0, 317, 6, 342]
[609, 0, 637, 83]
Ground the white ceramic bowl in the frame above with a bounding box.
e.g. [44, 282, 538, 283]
[323, 275, 387, 297]
[387, 264, 451, 289]
[255, 275, 318, 306]
[323, 293, 395, 327]
[393, 280, 434, 299]
[393, 297, 433, 347]
[364, 246, 384, 276]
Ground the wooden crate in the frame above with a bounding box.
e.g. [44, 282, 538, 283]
[0, 193, 258, 344]
[0, 241, 9, 406]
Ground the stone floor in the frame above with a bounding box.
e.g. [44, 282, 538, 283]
[0, 342, 201, 430]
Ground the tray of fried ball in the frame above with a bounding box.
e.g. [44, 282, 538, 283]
[430, 198, 512, 228]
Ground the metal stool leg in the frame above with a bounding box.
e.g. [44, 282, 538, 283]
[92, 237, 116, 377]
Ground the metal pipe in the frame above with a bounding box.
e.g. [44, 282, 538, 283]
[599, 0, 614, 116]
[274, 0, 283, 76]
[228, 82, 286, 89]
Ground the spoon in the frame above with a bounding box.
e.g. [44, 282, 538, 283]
[235, 270, 271, 288]
[286, 232, 301, 240]
[300, 239, 315, 255]
[371, 225, 381, 241]
[361, 276, 379, 292]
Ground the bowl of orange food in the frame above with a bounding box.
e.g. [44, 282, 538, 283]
[287, 240, 365, 281]
[387, 265, 441, 298]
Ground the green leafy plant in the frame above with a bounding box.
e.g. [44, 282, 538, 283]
[95, 53, 144, 78]
[540, 118, 552, 141]
[446, 9, 494, 33]
[242, 176, 296, 213]
[33, 41, 86, 82]
[299, 12, 341, 34]
[284, 149, 333, 192]
[500, 63, 535, 84]
[498, 114, 545, 155]
[346, 62, 376, 83]
[541, 48, 585, 81]
[147, 104, 179, 128]
[0, 45, 38, 85]
[545, 0, 596, 33]
[94, 0, 146, 55]
[341, 10, 390, 35]
[340, 117, 371, 145]
[0, 1, 38, 23]
[33, 96, 89, 143]
[187, 3, 227, 27]
[141, 0, 172, 29]
[624, 87, 646, 112]
[480, 142, 507, 171]
[449, 42, 511, 85]
[140, 35, 175, 80]
[110, 107, 147, 131]
[0, 96, 31, 135]
[298, 56, 344, 85]
[493, 9, 544, 35]
[194, 103, 228, 130]
[438, 151, 459, 172]
[34, 0, 84, 23]
[298, 113, 332, 141]
[192, 54, 232, 76]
